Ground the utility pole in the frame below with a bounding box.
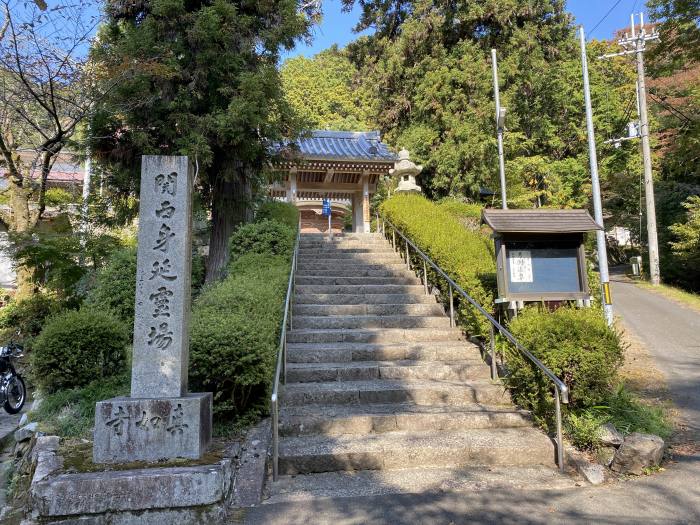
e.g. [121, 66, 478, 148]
[491, 49, 507, 209]
[579, 26, 614, 326]
[600, 14, 661, 285]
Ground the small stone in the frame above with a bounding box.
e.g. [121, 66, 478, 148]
[597, 423, 624, 447]
[596, 446, 616, 467]
[14, 422, 38, 443]
[251, 439, 261, 447]
[31, 436, 60, 464]
[611, 432, 665, 475]
[580, 463, 606, 485]
[19, 413, 28, 426]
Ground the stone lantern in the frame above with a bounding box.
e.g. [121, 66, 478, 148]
[390, 148, 422, 193]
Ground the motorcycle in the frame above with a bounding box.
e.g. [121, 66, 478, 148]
[0, 340, 26, 414]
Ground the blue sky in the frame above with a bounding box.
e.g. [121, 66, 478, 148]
[283, 0, 647, 60]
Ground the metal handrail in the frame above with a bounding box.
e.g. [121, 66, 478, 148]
[378, 215, 569, 472]
[271, 225, 300, 481]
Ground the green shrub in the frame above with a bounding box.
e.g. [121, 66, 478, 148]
[31, 309, 129, 393]
[565, 385, 671, 450]
[0, 293, 64, 346]
[84, 247, 137, 325]
[228, 220, 295, 263]
[44, 188, 76, 207]
[503, 306, 624, 423]
[256, 201, 299, 230]
[30, 373, 129, 438]
[189, 253, 290, 419]
[438, 199, 484, 220]
[84, 245, 205, 326]
[380, 194, 496, 335]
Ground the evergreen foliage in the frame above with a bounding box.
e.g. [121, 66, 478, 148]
[281, 46, 372, 130]
[189, 253, 290, 419]
[255, 201, 300, 230]
[228, 220, 295, 263]
[31, 309, 129, 394]
[84, 247, 138, 325]
[380, 193, 495, 335]
[504, 307, 624, 422]
[91, 0, 317, 280]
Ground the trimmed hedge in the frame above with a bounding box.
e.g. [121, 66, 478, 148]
[380, 194, 496, 335]
[438, 199, 484, 220]
[189, 253, 290, 419]
[31, 309, 129, 394]
[256, 201, 299, 230]
[229, 220, 295, 263]
[504, 306, 624, 422]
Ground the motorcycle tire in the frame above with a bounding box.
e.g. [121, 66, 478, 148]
[4, 375, 26, 414]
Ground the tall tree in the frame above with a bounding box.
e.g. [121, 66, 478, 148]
[92, 0, 318, 281]
[344, 0, 638, 214]
[0, 0, 101, 297]
[281, 46, 372, 131]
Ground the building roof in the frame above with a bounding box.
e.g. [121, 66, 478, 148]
[482, 208, 602, 233]
[275, 130, 396, 162]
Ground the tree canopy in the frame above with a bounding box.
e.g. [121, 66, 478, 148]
[91, 0, 318, 280]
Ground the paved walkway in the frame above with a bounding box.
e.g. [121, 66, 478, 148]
[242, 276, 700, 525]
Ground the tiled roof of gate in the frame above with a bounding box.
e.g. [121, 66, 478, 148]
[482, 209, 602, 233]
[274, 131, 396, 162]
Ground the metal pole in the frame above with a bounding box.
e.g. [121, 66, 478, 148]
[489, 324, 497, 380]
[634, 16, 661, 286]
[406, 243, 410, 269]
[491, 49, 507, 209]
[392, 229, 396, 250]
[448, 283, 454, 327]
[423, 259, 428, 295]
[579, 27, 614, 327]
[555, 387, 565, 473]
[272, 396, 279, 481]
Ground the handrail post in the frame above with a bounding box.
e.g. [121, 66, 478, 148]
[555, 387, 565, 473]
[422, 259, 428, 295]
[406, 242, 410, 269]
[448, 283, 454, 327]
[272, 395, 279, 481]
[489, 324, 497, 380]
[392, 229, 396, 250]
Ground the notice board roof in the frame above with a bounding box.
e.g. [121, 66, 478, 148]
[482, 208, 602, 234]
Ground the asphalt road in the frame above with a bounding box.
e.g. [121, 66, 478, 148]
[610, 272, 700, 438]
[243, 277, 700, 525]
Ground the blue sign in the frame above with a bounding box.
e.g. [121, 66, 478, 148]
[322, 198, 331, 217]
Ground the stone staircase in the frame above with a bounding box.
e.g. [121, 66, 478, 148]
[266, 233, 573, 503]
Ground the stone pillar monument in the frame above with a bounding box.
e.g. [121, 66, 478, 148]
[94, 156, 212, 464]
[391, 149, 422, 193]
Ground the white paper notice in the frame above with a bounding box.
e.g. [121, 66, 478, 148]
[509, 250, 533, 283]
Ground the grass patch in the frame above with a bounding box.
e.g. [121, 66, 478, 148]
[30, 373, 130, 438]
[637, 281, 700, 313]
[565, 384, 672, 450]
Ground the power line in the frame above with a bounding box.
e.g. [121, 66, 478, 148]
[588, 0, 625, 39]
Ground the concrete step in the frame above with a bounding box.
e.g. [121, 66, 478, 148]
[298, 247, 396, 254]
[281, 379, 508, 407]
[298, 253, 404, 264]
[292, 304, 444, 317]
[279, 403, 532, 437]
[286, 360, 490, 383]
[295, 267, 417, 278]
[293, 315, 451, 330]
[264, 465, 576, 504]
[278, 428, 555, 475]
[287, 341, 480, 363]
[286, 328, 463, 344]
[295, 284, 425, 295]
[297, 261, 407, 270]
[295, 276, 421, 286]
[299, 232, 386, 242]
[294, 293, 436, 305]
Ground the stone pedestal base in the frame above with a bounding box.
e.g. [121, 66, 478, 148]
[93, 393, 212, 464]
